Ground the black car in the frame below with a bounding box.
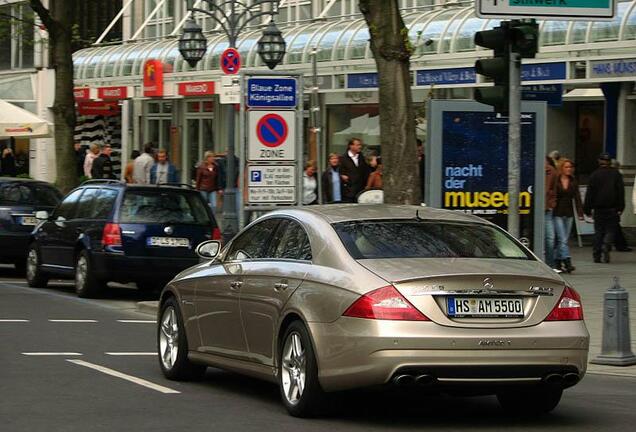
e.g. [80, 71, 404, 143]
[26, 180, 221, 297]
[0, 177, 62, 272]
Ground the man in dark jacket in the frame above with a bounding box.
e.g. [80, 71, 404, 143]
[74, 142, 86, 177]
[583, 153, 625, 263]
[340, 138, 370, 203]
[321, 153, 343, 203]
[91, 144, 114, 179]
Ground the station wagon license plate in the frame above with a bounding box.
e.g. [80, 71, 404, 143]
[147, 237, 190, 248]
[447, 297, 524, 318]
[20, 216, 38, 226]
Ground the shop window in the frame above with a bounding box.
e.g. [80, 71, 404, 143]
[148, 102, 161, 114]
[0, 3, 35, 71]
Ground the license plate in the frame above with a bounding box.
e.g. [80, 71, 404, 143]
[20, 216, 38, 226]
[447, 297, 524, 318]
[147, 237, 190, 248]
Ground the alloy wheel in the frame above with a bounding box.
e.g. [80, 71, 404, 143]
[281, 332, 306, 405]
[159, 306, 179, 371]
[26, 249, 38, 281]
[75, 256, 88, 291]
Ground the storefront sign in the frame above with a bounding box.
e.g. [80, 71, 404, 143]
[416, 68, 476, 86]
[522, 84, 563, 106]
[248, 110, 296, 162]
[521, 62, 566, 81]
[77, 101, 121, 117]
[247, 78, 297, 108]
[476, 0, 615, 21]
[74, 88, 91, 101]
[143, 60, 164, 97]
[590, 58, 636, 79]
[178, 81, 216, 97]
[347, 73, 378, 89]
[98, 86, 128, 100]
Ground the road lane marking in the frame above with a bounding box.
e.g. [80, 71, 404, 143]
[49, 319, 98, 323]
[23, 352, 83, 356]
[117, 320, 157, 324]
[67, 359, 180, 394]
[105, 352, 157, 356]
[0, 319, 29, 322]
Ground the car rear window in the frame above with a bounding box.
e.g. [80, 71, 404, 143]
[333, 220, 532, 260]
[119, 190, 211, 225]
[0, 183, 61, 206]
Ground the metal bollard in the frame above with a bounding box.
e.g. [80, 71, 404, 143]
[591, 277, 636, 366]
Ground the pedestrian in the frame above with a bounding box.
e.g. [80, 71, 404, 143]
[150, 149, 179, 184]
[91, 144, 114, 179]
[196, 151, 222, 213]
[583, 153, 625, 263]
[302, 160, 318, 205]
[553, 159, 584, 273]
[340, 137, 371, 203]
[321, 153, 343, 204]
[365, 156, 383, 190]
[544, 156, 558, 270]
[1, 147, 16, 177]
[417, 138, 425, 202]
[74, 142, 86, 177]
[124, 150, 140, 183]
[83, 143, 100, 178]
[133, 144, 155, 184]
[610, 159, 632, 252]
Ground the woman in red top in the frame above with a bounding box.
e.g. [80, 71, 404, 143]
[196, 151, 221, 214]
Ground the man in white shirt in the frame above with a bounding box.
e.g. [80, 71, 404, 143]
[83, 143, 100, 178]
[133, 144, 155, 184]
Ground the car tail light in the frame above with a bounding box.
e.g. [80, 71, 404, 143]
[545, 286, 584, 321]
[343, 285, 430, 321]
[102, 223, 122, 247]
[212, 227, 222, 241]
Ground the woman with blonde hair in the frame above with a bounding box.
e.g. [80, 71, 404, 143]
[553, 158, 584, 273]
[196, 151, 222, 213]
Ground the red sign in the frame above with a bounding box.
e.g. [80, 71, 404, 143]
[221, 48, 241, 75]
[98, 86, 128, 100]
[78, 101, 121, 117]
[143, 59, 164, 97]
[256, 113, 288, 148]
[74, 88, 90, 101]
[178, 81, 216, 97]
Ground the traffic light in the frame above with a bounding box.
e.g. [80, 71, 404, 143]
[474, 23, 510, 114]
[510, 20, 538, 59]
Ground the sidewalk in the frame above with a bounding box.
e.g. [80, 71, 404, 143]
[137, 245, 636, 377]
[561, 245, 636, 377]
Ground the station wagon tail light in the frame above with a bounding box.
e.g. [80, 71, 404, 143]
[545, 286, 583, 321]
[102, 223, 122, 247]
[212, 227, 222, 241]
[343, 285, 430, 321]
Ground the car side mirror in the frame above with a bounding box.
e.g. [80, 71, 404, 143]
[196, 240, 221, 260]
[35, 211, 50, 221]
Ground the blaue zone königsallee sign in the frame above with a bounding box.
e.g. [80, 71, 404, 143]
[476, 0, 615, 20]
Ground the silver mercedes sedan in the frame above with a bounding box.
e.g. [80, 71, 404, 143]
[157, 205, 589, 417]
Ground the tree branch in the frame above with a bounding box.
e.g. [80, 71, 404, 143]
[29, 0, 55, 34]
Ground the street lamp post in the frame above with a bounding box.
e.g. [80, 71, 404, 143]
[178, 0, 286, 242]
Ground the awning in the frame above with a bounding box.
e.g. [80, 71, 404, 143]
[0, 99, 51, 139]
[563, 88, 605, 101]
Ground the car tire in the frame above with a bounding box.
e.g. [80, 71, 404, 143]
[497, 385, 563, 414]
[158, 297, 206, 381]
[278, 320, 327, 417]
[75, 250, 104, 298]
[26, 244, 48, 288]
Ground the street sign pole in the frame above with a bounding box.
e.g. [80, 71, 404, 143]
[508, 49, 522, 239]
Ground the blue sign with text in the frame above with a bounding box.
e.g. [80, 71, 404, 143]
[521, 62, 566, 82]
[416, 67, 477, 86]
[247, 78, 297, 108]
[522, 84, 563, 107]
[347, 73, 378, 89]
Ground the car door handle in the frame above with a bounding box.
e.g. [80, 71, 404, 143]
[274, 282, 289, 292]
[230, 281, 243, 290]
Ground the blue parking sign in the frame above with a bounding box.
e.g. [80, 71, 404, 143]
[251, 170, 262, 182]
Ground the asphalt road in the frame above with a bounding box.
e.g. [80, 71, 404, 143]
[1, 266, 635, 432]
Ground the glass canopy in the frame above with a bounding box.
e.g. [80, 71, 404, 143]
[74, 1, 636, 80]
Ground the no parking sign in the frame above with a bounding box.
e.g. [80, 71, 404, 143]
[248, 110, 296, 161]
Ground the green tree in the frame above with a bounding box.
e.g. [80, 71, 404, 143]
[29, 0, 77, 192]
[359, 0, 420, 204]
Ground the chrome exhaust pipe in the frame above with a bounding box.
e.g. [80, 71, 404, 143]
[393, 374, 415, 386]
[415, 374, 435, 386]
[544, 373, 564, 385]
[563, 373, 580, 385]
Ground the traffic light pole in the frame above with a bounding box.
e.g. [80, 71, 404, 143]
[507, 49, 521, 239]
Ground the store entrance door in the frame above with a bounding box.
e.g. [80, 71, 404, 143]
[184, 100, 215, 183]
